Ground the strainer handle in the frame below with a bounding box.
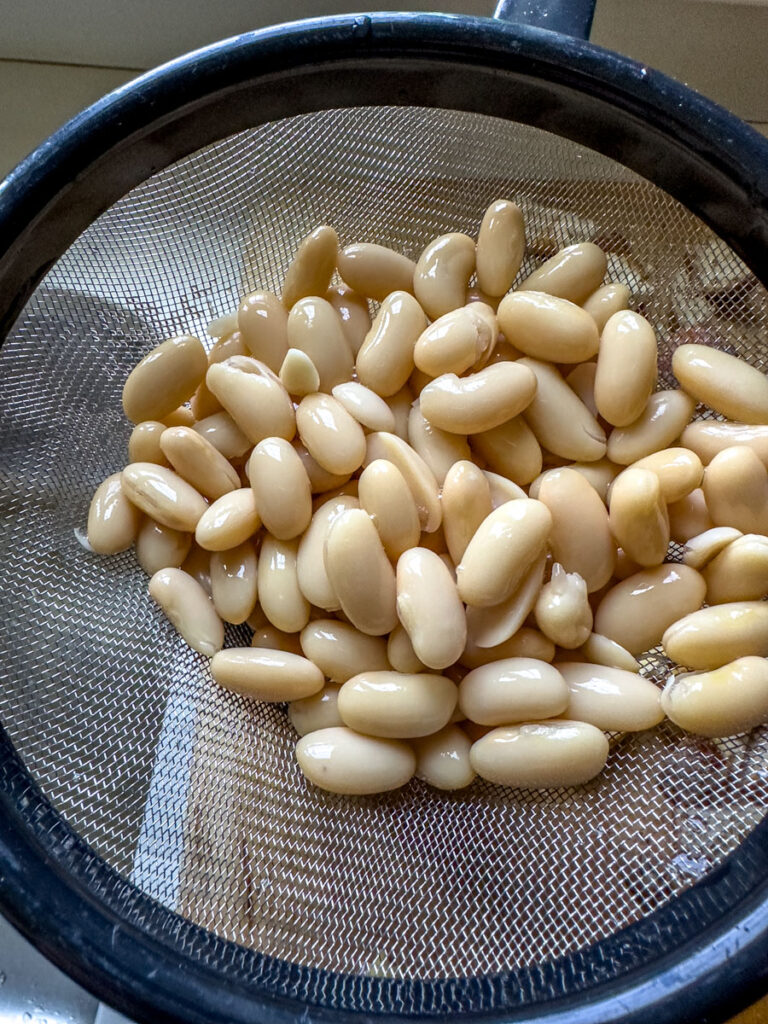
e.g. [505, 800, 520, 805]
[493, 0, 596, 39]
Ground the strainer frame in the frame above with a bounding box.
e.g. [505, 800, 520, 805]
[1, 12, 768, 1024]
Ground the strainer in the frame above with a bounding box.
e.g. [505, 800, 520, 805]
[1, 3, 768, 1023]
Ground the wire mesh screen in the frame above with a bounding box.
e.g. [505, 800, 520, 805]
[0, 106, 767, 989]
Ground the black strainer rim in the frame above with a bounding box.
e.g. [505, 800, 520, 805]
[1, 12, 768, 1024]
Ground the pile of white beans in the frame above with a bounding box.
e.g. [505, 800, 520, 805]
[85, 200, 768, 796]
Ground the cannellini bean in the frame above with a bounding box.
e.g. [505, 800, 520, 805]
[191, 377, 222, 420]
[293, 442, 350, 495]
[413, 232, 476, 320]
[338, 671, 457, 738]
[519, 242, 606, 304]
[300, 619, 389, 682]
[457, 498, 551, 607]
[248, 437, 312, 540]
[387, 385, 413, 441]
[582, 282, 631, 332]
[420, 362, 537, 435]
[464, 552, 546, 649]
[475, 199, 525, 297]
[358, 459, 420, 561]
[387, 623, 428, 673]
[668, 488, 714, 543]
[159, 426, 240, 501]
[331, 382, 395, 432]
[237, 291, 289, 372]
[629, 447, 703, 504]
[364, 432, 441, 532]
[594, 311, 658, 427]
[192, 411, 251, 460]
[460, 627, 555, 669]
[122, 463, 207, 532]
[682, 526, 742, 569]
[286, 297, 354, 391]
[661, 657, 768, 737]
[206, 313, 238, 339]
[442, 460, 493, 565]
[337, 242, 416, 301]
[289, 684, 344, 736]
[607, 390, 695, 465]
[296, 495, 359, 609]
[471, 417, 542, 487]
[208, 331, 248, 365]
[534, 564, 593, 649]
[537, 467, 614, 591]
[326, 284, 371, 356]
[470, 720, 609, 789]
[580, 633, 640, 673]
[281, 225, 338, 309]
[594, 563, 705, 656]
[210, 541, 258, 624]
[181, 543, 211, 595]
[250, 626, 303, 654]
[148, 567, 223, 656]
[556, 458, 621, 504]
[608, 468, 669, 567]
[702, 446, 768, 535]
[466, 303, 500, 368]
[672, 343, 768, 424]
[558, 662, 663, 731]
[565, 362, 599, 418]
[483, 471, 527, 508]
[279, 348, 320, 397]
[296, 393, 366, 476]
[497, 291, 599, 363]
[663, 602, 768, 669]
[396, 547, 467, 670]
[681, 421, 768, 467]
[128, 421, 169, 466]
[407, 403, 470, 485]
[122, 335, 207, 423]
[458, 658, 567, 725]
[213, 647, 323, 700]
[413, 306, 493, 377]
[356, 291, 427, 397]
[518, 358, 606, 462]
[258, 535, 309, 633]
[87, 473, 141, 554]
[135, 518, 191, 575]
[195, 488, 260, 551]
[296, 726, 415, 794]
[703, 535, 768, 603]
[413, 725, 476, 790]
[206, 356, 295, 444]
[324, 509, 397, 635]
[162, 406, 195, 428]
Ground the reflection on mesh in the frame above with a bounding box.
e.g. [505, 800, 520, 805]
[0, 107, 767, 987]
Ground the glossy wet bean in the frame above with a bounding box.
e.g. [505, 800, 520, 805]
[470, 720, 609, 789]
[703, 535, 768, 603]
[661, 657, 768, 737]
[420, 362, 537, 435]
[237, 291, 289, 372]
[300, 619, 390, 681]
[148, 567, 223, 656]
[364, 432, 442, 532]
[458, 658, 567, 726]
[331, 382, 395, 432]
[534, 564, 593, 649]
[518, 358, 606, 462]
[396, 547, 467, 670]
[87, 473, 141, 554]
[289, 684, 344, 737]
[498, 290, 599, 363]
[337, 242, 416, 301]
[595, 562, 706, 656]
[324, 509, 398, 635]
[607, 390, 695, 465]
[358, 459, 420, 561]
[582, 282, 630, 332]
[122, 335, 207, 423]
[122, 463, 207, 533]
[558, 662, 663, 731]
[295, 726, 415, 794]
[206, 355, 295, 444]
[702, 446, 768, 535]
[413, 725, 476, 790]
[407, 402, 470, 485]
[608, 468, 669, 567]
[475, 199, 525, 297]
[286, 297, 354, 391]
[663, 602, 768, 669]
[281, 225, 338, 309]
[413, 233, 476, 320]
[135, 518, 191, 575]
[518, 242, 606, 304]
[537, 467, 614, 591]
[213, 647, 323, 700]
[594, 311, 658, 427]
[672, 343, 768, 424]
[338, 671, 457, 738]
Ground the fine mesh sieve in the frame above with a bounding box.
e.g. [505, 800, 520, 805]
[1, 10, 768, 1024]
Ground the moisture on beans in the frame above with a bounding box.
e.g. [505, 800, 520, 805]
[84, 200, 768, 796]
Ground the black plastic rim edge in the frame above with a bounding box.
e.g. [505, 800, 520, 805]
[0, 12, 767, 1024]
